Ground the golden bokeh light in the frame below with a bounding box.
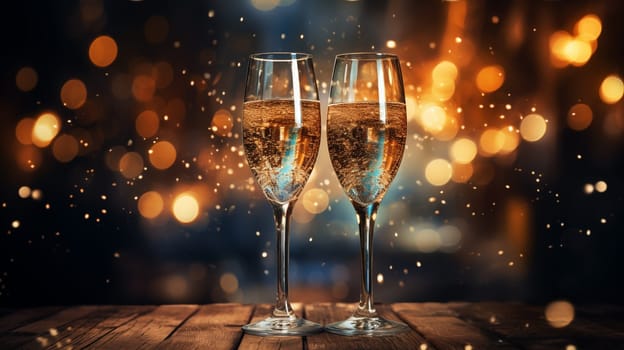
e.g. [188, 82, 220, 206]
[138, 191, 164, 219]
[567, 103, 593, 131]
[149, 141, 177, 170]
[18, 186, 31, 199]
[564, 39, 592, 66]
[251, 0, 279, 11]
[431, 79, 455, 101]
[119, 151, 144, 179]
[211, 109, 234, 136]
[549, 30, 574, 67]
[520, 113, 547, 142]
[574, 14, 602, 41]
[52, 134, 79, 163]
[545, 300, 575, 328]
[425, 158, 453, 186]
[599, 75, 624, 104]
[136, 110, 160, 138]
[302, 188, 329, 214]
[60, 79, 87, 109]
[172, 192, 200, 224]
[32, 112, 61, 148]
[105, 146, 126, 171]
[15, 118, 35, 145]
[420, 104, 447, 133]
[144, 15, 169, 44]
[219, 273, 239, 294]
[451, 162, 473, 183]
[450, 138, 477, 164]
[499, 127, 520, 154]
[16, 66, 38, 92]
[479, 128, 505, 156]
[88, 35, 118, 67]
[432, 60, 458, 82]
[132, 75, 156, 102]
[476, 65, 505, 93]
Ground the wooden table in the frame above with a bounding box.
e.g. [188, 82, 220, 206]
[0, 302, 622, 349]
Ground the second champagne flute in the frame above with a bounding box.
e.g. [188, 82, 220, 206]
[325, 53, 409, 335]
[241, 52, 322, 336]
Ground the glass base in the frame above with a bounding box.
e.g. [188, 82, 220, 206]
[325, 315, 409, 336]
[242, 316, 322, 336]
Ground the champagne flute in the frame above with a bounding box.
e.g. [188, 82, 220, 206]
[325, 53, 409, 335]
[241, 52, 322, 336]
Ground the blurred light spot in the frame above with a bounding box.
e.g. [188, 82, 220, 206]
[520, 113, 547, 142]
[15, 118, 35, 145]
[595, 181, 607, 193]
[60, 79, 87, 109]
[439, 225, 462, 251]
[425, 158, 452, 186]
[32, 113, 61, 147]
[144, 15, 169, 44]
[420, 104, 446, 133]
[584, 183, 594, 194]
[211, 109, 234, 136]
[414, 228, 441, 253]
[52, 134, 79, 163]
[138, 191, 164, 219]
[432, 61, 458, 81]
[105, 146, 126, 171]
[251, 0, 279, 11]
[11, 220, 20, 229]
[450, 138, 477, 164]
[172, 192, 200, 224]
[545, 300, 574, 328]
[476, 65, 505, 93]
[135, 110, 160, 138]
[566, 345, 577, 350]
[451, 162, 473, 183]
[431, 79, 455, 101]
[567, 103, 593, 131]
[302, 188, 329, 214]
[89, 35, 118, 67]
[386, 40, 397, 49]
[132, 75, 156, 102]
[574, 14, 601, 41]
[162, 275, 188, 300]
[219, 273, 239, 294]
[563, 39, 592, 66]
[550, 30, 574, 67]
[18, 186, 31, 198]
[479, 128, 505, 156]
[376, 273, 384, 284]
[499, 127, 520, 154]
[16, 67, 38, 92]
[31, 189, 42, 200]
[599, 75, 623, 104]
[119, 152, 144, 178]
[149, 141, 177, 170]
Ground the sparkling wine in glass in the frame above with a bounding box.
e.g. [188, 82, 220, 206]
[325, 53, 409, 335]
[241, 52, 322, 336]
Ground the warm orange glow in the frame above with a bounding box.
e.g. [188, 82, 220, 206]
[420, 104, 446, 133]
[451, 162, 473, 183]
[563, 39, 592, 66]
[476, 65, 505, 93]
[119, 152, 144, 179]
[479, 128, 505, 156]
[172, 192, 200, 224]
[520, 113, 547, 142]
[499, 127, 520, 154]
[149, 141, 177, 170]
[132, 75, 156, 102]
[425, 158, 453, 186]
[574, 14, 602, 41]
[211, 109, 234, 136]
[432, 60, 458, 82]
[135, 110, 160, 138]
[219, 273, 239, 294]
[52, 134, 79, 163]
[16, 67, 38, 92]
[105, 146, 126, 171]
[599, 75, 624, 104]
[431, 79, 455, 101]
[302, 188, 329, 214]
[138, 191, 164, 219]
[32, 112, 61, 147]
[15, 118, 35, 145]
[549, 30, 574, 67]
[144, 15, 169, 44]
[88, 35, 118, 67]
[567, 103, 593, 131]
[450, 138, 477, 164]
[60, 79, 87, 109]
[545, 301, 575, 328]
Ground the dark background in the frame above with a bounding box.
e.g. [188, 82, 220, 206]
[0, 0, 623, 307]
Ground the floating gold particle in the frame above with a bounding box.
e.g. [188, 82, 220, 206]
[60, 79, 88, 109]
[88, 35, 118, 67]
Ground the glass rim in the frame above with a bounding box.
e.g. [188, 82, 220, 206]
[249, 52, 312, 62]
[335, 52, 399, 61]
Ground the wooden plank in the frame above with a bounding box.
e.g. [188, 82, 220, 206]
[392, 304, 519, 350]
[14, 306, 101, 334]
[238, 304, 302, 350]
[305, 303, 431, 350]
[86, 305, 198, 350]
[0, 307, 64, 332]
[155, 303, 253, 350]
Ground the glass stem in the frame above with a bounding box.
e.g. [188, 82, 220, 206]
[271, 201, 295, 318]
[353, 201, 380, 317]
